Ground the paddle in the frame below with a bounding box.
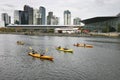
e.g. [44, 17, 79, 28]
[46, 48, 48, 52]
[29, 47, 39, 54]
[29, 46, 33, 50]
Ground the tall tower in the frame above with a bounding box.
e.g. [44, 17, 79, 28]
[47, 12, 53, 25]
[14, 10, 28, 24]
[1, 13, 11, 26]
[64, 10, 71, 25]
[33, 9, 40, 25]
[39, 6, 46, 25]
[24, 5, 33, 24]
[14, 10, 22, 24]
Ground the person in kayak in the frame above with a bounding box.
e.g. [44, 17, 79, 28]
[84, 43, 86, 47]
[40, 52, 45, 56]
[31, 49, 37, 54]
[76, 43, 79, 46]
[58, 46, 61, 49]
[64, 47, 68, 50]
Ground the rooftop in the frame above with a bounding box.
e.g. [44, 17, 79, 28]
[81, 16, 118, 24]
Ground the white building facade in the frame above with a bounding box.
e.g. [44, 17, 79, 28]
[33, 9, 40, 25]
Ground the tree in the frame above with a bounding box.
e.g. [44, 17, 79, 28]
[15, 20, 19, 24]
[102, 26, 109, 33]
[118, 24, 120, 32]
[102, 25, 116, 32]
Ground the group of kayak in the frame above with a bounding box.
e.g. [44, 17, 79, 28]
[55, 43, 93, 54]
[28, 46, 74, 61]
[28, 46, 73, 61]
[28, 44, 93, 61]
[74, 43, 93, 48]
[17, 41, 93, 61]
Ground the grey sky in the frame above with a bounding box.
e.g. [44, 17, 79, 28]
[0, 0, 120, 24]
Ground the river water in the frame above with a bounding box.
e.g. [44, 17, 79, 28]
[0, 34, 120, 80]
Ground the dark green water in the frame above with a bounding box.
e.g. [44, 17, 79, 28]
[0, 34, 120, 80]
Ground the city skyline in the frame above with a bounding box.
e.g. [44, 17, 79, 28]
[14, 5, 60, 25]
[0, 0, 120, 24]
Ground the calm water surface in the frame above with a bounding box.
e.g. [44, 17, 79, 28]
[0, 34, 120, 80]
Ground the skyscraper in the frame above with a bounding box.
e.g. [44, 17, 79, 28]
[47, 12, 59, 25]
[33, 9, 40, 25]
[47, 12, 53, 25]
[73, 17, 81, 25]
[14, 10, 27, 24]
[39, 6, 46, 25]
[64, 10, 71, 25]
[8, 16, 11, 24]
[24, 5, 33, 24]
[14, 10, 22, 24]
[1, 13, 11, 26]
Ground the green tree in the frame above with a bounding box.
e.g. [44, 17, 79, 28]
[118, 24, 120, 32]
[102, 25, 116, 32]
[102, 26, 109, 33]
[15, 20, 19, 24]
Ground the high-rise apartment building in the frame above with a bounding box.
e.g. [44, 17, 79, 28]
[14, 10, 27, 24]
[39, 6, 46, 25]
[1, 13, 11, 26]
[47, 12, 53, 25]
[47, 12, 59, 25]
[73, 17, 81, 25]
[64, 10, 71, 25]
[8, 16, 11, 24]
[14, 10, 22, 24]
[24, 5, 33, 24]
[54, 17, 59, 25]
[33, 9, 40, 25]
[51, 16, 59, 25]
[0, 20, 5, 27]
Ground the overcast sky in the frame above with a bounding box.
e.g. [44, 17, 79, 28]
[0, 0, 120, 24]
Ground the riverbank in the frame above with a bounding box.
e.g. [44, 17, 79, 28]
[0, 32, 120, 37]
[0, 32, 91, 37]
[89, 32, 120, 37]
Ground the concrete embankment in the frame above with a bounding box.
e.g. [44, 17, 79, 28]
[0, 32, 120, 37]
[89, 32, 120, 37]
[24, 32, 91, 37]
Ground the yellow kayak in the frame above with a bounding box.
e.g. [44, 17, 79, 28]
[56, 47, 73, 53]
[74, 43, 93, 48]
[28, 52, 53, 61]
